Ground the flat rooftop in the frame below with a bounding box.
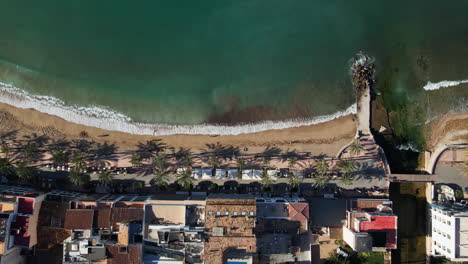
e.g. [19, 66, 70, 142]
[205, 199, 256, 237]
[256, 203, 289, 219]
[432, 202, 468, 216]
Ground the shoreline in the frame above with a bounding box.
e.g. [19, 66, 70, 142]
[0, 102, 357, 156]
[0, 80, 356, 136]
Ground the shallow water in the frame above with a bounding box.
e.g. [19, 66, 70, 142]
[0, 1, 466, 140]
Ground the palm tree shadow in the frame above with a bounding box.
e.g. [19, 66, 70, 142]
[0, 130, 18, 142]
[92, 142, 119, 167]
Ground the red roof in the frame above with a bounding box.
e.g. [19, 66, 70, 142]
[359, 215, 397, 248]
[11, 215, 31, 247]
[17, 198, 34, 215]
[288, 203, 309, 223]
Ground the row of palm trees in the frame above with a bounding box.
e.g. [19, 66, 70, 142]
[0, 132, 118, 187]
[257, 157, 358, 191]
[0, 131, 364, 191]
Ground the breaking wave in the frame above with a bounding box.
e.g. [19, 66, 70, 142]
[423, 79, 468, 91]
[0, 81, 356, 136]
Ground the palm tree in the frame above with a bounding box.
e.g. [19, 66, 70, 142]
[98, 170, 114, 185]
[260, 170, 275, 190]
[287, 172, 302, 190]
[71, 151, 87, 169]
[237, 158, 245, 170]
[314, 158, 329, 175]
[1, 142, 10, 159]
[236, 157, 246, 180]
[16, 161, 35, 182]
[0, 158, 14, 178]
[69, 168, 88, 186]
[312, 174, 329, 189]
[153, 153, 168, 172]
[288, 157, 298, 169]
[262, 157, 271, 168]
[153, 171, 169, 188]
[177, 170, 193, 190]
[22, 141, 40, 165]
[207, 155, 221, 168]
[182, 153, 194, 168]
[130, 153, 142, 167]
[341, 174, 353, 186]
[348, 139, 365, 156]
[337, 159, 357, 175]
[50, 150, 70, 166]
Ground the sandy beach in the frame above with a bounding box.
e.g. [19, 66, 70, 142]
[0, 102, 357, 157]
[426, 112, 468, 151]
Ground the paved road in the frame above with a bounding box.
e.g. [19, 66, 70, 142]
[435, 164, 467, 192]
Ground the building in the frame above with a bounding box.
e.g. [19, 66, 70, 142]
[255, 197, 312, 263]
[0, 185, 45, 264]
[431, 202, 468, 262]
[142, 194, 206, 263]
[203, 194, 257, 264]
[343, 199, 397, 252]
[62, 194, 147, 264]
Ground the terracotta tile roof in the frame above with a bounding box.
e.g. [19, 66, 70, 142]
[64, 209, 94, 230]
[38, 200, 69, 228]
[203, 237, 256, 264]
[289, 203, 309, 222]
[96, 209, 111, 229]
[111, 208, 144, 224]
[37, 227, 72, 249]
[106, 245, 142, 264]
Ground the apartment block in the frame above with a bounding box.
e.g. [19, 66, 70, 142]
[431, 202, 468, 262]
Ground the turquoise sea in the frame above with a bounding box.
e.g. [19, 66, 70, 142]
[0, 1, 467, 141]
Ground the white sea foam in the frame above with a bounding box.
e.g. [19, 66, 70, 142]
[0, 81, 356, 136]
[396, 143, 422, 153]
[423, 79, 468, 91]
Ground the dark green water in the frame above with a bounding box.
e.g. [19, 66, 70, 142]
[0, 1, 467, 140]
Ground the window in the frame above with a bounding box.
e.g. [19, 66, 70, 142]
[216, 211, 221, 216]
[241, 212, 246, 216]
[225, 211, 229, 216]
[233, 211, 238, 216]
[447, 248, 451, 254]
[249, 211, 254, 216]
[447, 234, 451, 239]
[447, 221, 451, 226]
[208, 211, 212, 215]
[119, 246, 128, 254]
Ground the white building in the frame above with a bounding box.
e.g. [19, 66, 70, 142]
[431, 203, 468, 262]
